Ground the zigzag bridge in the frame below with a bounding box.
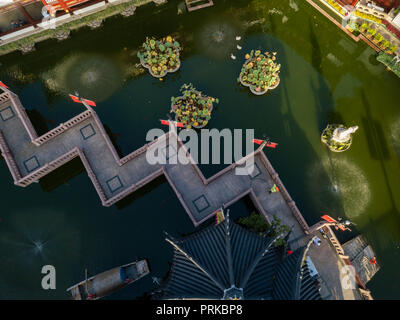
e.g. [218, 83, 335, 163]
[0, 87, 311, 247]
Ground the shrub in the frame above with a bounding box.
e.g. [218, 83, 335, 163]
[377, 52, 400, 77]
[238, 212, 270, 233]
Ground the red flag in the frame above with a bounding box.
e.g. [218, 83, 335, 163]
[0, 81, 9, 89]
[321, 215, 336, 223]
[83, 99, 96, 107]
[253, 139, 278, 148]
[266, 142, 278, 148]
[160, 120, 184, 128]
[69, 94, 81, 103]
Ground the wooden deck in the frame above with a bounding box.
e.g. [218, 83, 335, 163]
[185, 0, 214, 12]
[0, 87, 311, 249]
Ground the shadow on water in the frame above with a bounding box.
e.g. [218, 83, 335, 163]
[39, 157, 85, 192]
[361, 91, 390, 162]
[360, 90, 398, 213]
[309, 20, 322, 75]
[326, 109, 345, 125]
[26, 109, 49, 136]
[265, 24, 346, 226]
[103, 123, 124, 158]
[115, 175, 167, 210]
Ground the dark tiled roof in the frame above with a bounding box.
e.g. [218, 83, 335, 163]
[273, 240, 321, 300]
[157, 215, 321, 300]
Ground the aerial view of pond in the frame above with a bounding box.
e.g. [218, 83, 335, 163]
[0, 0, 399, 299]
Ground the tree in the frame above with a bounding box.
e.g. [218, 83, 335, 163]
[238, 212, 269, 233]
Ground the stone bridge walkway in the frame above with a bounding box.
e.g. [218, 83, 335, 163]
[0, 88, 310, 249]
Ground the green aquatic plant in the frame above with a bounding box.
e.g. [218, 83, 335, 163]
[239, 50, 281, 94]
[137, 35, 181, 77]
[170, 83, 219, 129]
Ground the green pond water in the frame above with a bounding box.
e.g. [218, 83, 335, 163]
[0, 0, 399, 299]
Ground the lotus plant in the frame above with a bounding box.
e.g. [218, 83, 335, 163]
[238, 50, 281, 95]
[137, 35, 181, 78]
[170, 83, 219, 129]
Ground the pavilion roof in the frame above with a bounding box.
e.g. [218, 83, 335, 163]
[156, 215, 321, 300]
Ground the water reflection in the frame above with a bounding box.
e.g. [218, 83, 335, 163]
[197, 20, 243, 60]
[0, 208, 80, 267]
[390, 117, 400, 156]
[40, 54, 124, 102]
[307, 156, 371, 219]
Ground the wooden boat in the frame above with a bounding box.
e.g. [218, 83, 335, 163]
[67, 260, 149, 300]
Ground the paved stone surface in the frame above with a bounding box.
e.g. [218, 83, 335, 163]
[308, 231, 360, 300]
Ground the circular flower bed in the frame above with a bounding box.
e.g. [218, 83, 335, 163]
[170, 83, 219, 129]
[238, 50, 281, 95]
[321, 124, 352, 152]
[137, 36, 181, 78]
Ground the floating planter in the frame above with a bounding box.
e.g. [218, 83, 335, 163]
[321, 124, 358, 152]
[238, 50, 281, 95]
[170, 83, 219, 129]
[137, 36, 181, 78]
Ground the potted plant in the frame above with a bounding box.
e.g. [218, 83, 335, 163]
[359, 22, 368, 33]
[170, 83, 219, 129]
[386, 44, 397, 55]
[367, 28, 376, 39]
[373, 33, 383, 44]
[238, 50, 281, 95]
[380, 40, 390, 50]
[137, 35, 181, 78]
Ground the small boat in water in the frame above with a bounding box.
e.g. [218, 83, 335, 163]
[67, 260, 150, 300]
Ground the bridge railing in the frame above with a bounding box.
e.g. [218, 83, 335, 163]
[7, 92, 39, 144]
[77, 148, 108, 205]
[18, 147, 80, 186]
[171, 131, 208, 185]
[119, 132, 169, 166]
[257, 150, 310, 234]
[1, 90, 95, 147]
[104, 168, 164, 207]
[163, 167, 199, 226]
[0, 92, 10, 104]
[34, 110, 93, 145]
[89, 108, 121, 164]
[0, 130, 23, 184]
